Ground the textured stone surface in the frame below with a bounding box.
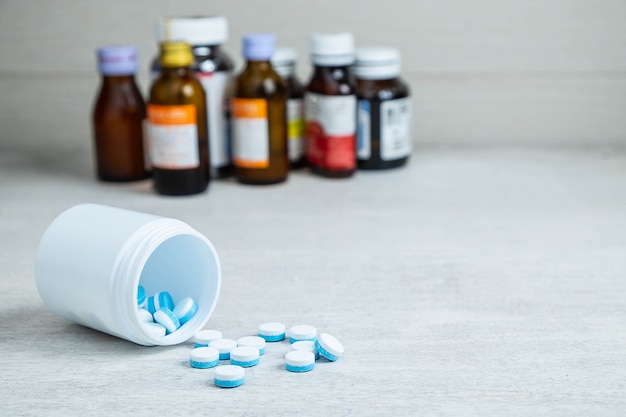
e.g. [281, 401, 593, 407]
[1, 147, 625, 416]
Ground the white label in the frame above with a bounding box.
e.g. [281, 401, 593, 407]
[231, 98, 269, 168]
[197, 71, 231, 168]
[304, 93, 356, 136]
[381, 98, 411, 161]
[147, 123, 200, 169]
[287, 98, 304, 162]
[357, 100, 371, 160]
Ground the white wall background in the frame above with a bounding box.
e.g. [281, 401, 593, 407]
[1, 0, 625, 154]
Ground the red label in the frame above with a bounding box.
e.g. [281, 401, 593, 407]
[306, 121, 356, 170]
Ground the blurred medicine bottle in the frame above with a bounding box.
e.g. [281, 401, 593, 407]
[271, 47, 306, 169]
[153, 16, 235, 179]
[231, 34, 289, 185]
[355, 47, 411, 169]
[92, 45, 150, 182]
[305, 32, 357, 178]
[147, 42, 209, 195]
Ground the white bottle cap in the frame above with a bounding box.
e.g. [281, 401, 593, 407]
[354, 47, 401, 80]
[309, 32, 355, 66]
[271, 47, 297, 77]
[156, 16, 229, 45]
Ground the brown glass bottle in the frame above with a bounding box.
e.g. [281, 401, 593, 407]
[148, 42, 209, 195]
[271, 47, 306, 169]
[232, 34, 289, 185]
[305, 32, 357, 178]
[356, 47, 411, 169]
[93, 45, 150, 182]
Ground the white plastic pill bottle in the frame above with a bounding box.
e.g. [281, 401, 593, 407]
[34, 203, 221, 346]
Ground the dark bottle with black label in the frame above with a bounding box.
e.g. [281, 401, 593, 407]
[355, 47, 411, 169]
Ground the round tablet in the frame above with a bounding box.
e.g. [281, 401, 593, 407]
[230, 346, 260, 367]
[258, 322, 286, 342]
[141, 322, 166, 338]
[189, 347, 219, 369]
[288, 324, 317, 343]
[194, 329, 223, 347]
[291, 340, 319, 360]
[147, 291, 174, 314]
[237, 336, 266, 355]
[209, 338, 237, 360]
[285, 350, 315, 373]
[173, 297, 197, 325]
[153, 308, 180, 334]
[137, 285, 146, 308]
[214, 365, 245, 388]
[137, 308, 154, 323]
[315, 333, 344, 361]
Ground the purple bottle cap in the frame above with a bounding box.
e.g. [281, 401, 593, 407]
[242, 34, 275, 61]
[97, 45, 138, 76]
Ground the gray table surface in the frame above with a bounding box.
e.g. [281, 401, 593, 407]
[1, 146, 625, 416]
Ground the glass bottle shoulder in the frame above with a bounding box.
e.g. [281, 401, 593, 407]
[306, 65, 356, 96]
[356, 77, 410, 101]
[150, 68, 205, 104]
[234, 61, 287, 99]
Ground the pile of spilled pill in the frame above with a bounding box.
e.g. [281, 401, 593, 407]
[191, 322, 344, 388]
[137, 286, 198, 337]
[137, 286, 344, 388]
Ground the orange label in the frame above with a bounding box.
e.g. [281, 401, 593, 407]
[231, 98, 267, 119]
[147, 104, 196, 125]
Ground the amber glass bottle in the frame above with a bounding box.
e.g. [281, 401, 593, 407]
[271, 47, 306, 168]
[92, 45, 150, 182]
[232, 34, 289, 185]
[356, 47, 411, 169]
[305, 32, 357, 178]
[153, 16, 235, 179]
[148, 42, 209, 195]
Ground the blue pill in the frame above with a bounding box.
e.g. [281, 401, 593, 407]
[173, 296, 197, 325]
[285, 350, 315, 373]
[137, 285, 146, 307]
[190, 347, 219, 369]
[153, 307, 180, 334]
[214, 365, 245, 388]
[147, 291, 174, 314]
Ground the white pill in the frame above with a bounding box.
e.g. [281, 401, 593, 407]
[214, 365, 245, 388]
[237, 336, 266, 355]
[137, 308, 154, 323]
[291, 340, 319, 360]
[258, 322, 286, 342]
[194, 329, 223, 347]
[153, 308, 180, 334]
[315, 333, 344, 361]
[173, 297, 197, 325]
[209, 338, 237, 360]
[288, 324, 317, 343]
[230, 346, 260, 367]
[189, 347, 220, 369]
[141, 322, 167, 338]
[285, 350, 315, 373]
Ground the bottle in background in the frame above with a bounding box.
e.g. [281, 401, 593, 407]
[147, 42, 209, 195]
[93, 45, 150, 182]
[232, 34, 289, 185]
[305, 32, 357, 178]
[154, 16, 235, 179]
[271, 47, 306, 169]
[355, 47, 411, 169]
